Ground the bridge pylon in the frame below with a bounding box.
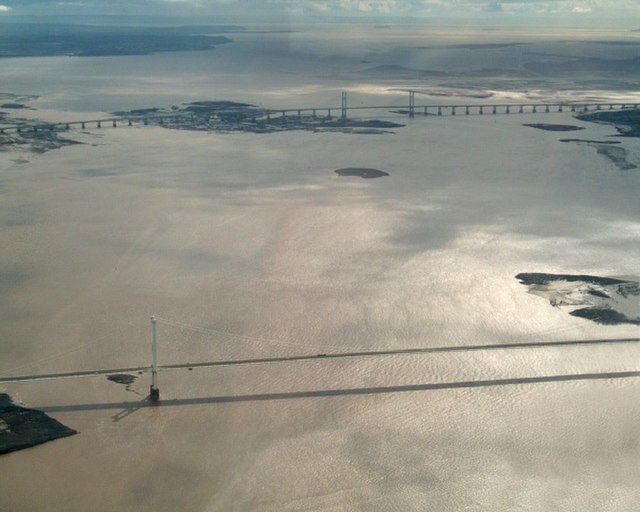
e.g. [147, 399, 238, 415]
[150, 316, 159, 402]
[341, 92, 348, 120]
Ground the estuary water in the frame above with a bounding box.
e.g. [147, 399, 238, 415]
[1, 23, 640, 511]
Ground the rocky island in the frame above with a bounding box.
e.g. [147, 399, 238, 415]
[516, 273, 640, 326]
[0, 394, 77, 455]
[335, 168, 389, 178]
[113, 101, 405, 134]
[523, 123, 585, 131]
[577, 108, 640, 137]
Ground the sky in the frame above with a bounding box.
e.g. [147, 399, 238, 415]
[0, 0, 639, 23]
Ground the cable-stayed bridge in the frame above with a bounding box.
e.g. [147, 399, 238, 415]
[1, 90, 639, 134]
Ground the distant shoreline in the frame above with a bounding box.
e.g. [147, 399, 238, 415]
[0, 23, 235, 58]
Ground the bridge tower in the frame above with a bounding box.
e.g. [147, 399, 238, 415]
[342, 91, 348, 119]
[408, 91, 415, 118]
[150, 316, 159, 402]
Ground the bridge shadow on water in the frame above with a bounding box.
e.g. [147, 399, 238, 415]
[36, 370, 640, 422]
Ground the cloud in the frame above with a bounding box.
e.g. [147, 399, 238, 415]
[484, 1, 502, 11]
[310, 1, 330, 11]
[334, 0, 399, 13]
[2, 0, 639, 19]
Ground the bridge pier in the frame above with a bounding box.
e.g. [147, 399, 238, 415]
[479, 106, 483, 115]
[545, 105, 550, 113]
[437, 107, 442, 116]
[297, 110, 301, 119]
[144, 118, 148, 125]
[451, 106, 456, 116]
[466, 106, 470, 115]
[97, 121, 101, 128]
[609, 104, 614, 110]
[327, 109, 331, 119]
[267, 112, 271, 120]
[596, 104, 601, 110]
[519, 105, 524, 113]
[128, 119, 132, 126]
[65, 124, 70, 130]
[112, 120, 117, 127]
[81, 122, 85, 129]
[492, 106, 497, 115]
[312, 109, 316, 119]
[571, 105, 576, 112]
[506, 106, 510, 114]
[532, 105, 537, 113]
[558, 105, 563, 112]
[424, 106, 428, 116]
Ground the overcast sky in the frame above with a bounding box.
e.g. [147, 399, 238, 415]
[0, 0, 638, 22]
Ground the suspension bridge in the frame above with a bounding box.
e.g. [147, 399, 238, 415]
[1, 316, 640, 403]
[1, 90, 639, 134]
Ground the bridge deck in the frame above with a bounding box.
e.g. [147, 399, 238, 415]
[2, 337, 639, 384]
[1, 101, 639, 133]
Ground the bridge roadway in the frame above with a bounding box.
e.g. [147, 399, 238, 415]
[1, 101, 639, 134]
[1, 336, 639, 385]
